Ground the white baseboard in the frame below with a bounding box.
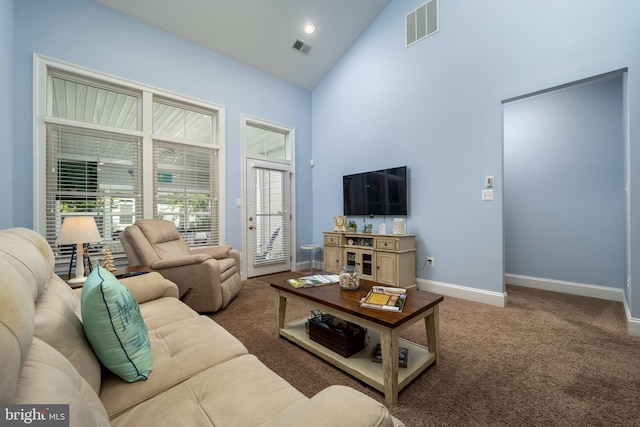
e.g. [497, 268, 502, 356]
[623, 295, 640, 337]
[506, 274, 640, 337]
[416, 278, 508, 307]
[505, 274, 623, 301]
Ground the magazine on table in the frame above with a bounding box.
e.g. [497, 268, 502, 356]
[370, 343, 409, 368]
[359, 286, 407, 311]
[287, 274, 339, 288]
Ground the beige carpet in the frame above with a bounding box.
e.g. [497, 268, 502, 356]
[210, 273, 640, 426]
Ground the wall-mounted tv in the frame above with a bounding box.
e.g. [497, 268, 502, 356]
[343, 166, 408, 216]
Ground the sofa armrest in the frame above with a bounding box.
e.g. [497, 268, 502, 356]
[273, 385, 401, 427]
[119, 271, 179, 303]
[150, 254, 211, 269]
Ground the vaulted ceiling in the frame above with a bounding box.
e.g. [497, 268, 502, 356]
[92, 0, 391, 90]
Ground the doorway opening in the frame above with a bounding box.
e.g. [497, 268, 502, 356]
[502, 70, 627, 299]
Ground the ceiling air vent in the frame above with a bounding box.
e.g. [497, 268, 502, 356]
[406, 0, 439, 47]
[292, 39, 312, 55]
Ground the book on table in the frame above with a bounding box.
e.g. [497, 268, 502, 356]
[359, 286, 407, 311]
[287, 274, 339, 288]
[370, 343, 409, 368]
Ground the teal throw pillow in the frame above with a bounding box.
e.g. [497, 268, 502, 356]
[81, 266, 152, 382]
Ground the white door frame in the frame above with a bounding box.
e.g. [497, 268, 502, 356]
[240, 115, 296, 280]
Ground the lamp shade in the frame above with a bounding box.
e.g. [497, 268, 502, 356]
[56, 216, 102, 245]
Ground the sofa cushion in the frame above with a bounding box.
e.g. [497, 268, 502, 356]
[119, 272, 180, 303]
[13, 338, 110, 427]
[0, 228, 54, 402]
[272, 385, 395, 427]
[34, 275, 102, 393]
[109, 354, 307, 427]
[0, 256, 36, 403]
[138, 296, 198, 330]
[3, 228, 55, 298]
[100, 314, 249, 418]
[81, 266, 152, 383]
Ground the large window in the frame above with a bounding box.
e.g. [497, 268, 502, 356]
[45, 123, 143, 245]
[35, 56, 225, 270]
[154, 141, 219, 245]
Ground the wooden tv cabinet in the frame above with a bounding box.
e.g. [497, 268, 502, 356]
[323, 232, 416, 288]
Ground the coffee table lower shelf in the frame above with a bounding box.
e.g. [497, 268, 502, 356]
[279, 318, 436, 395]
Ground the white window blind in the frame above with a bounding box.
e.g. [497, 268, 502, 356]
[154, 141, 219, 246]
[46, 123, 143, 268]
[252, 166, 289, 265]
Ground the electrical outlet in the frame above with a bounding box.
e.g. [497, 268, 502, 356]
[426, 257, 435, 267]
[627, 276, 631, 290]
[482, 189, 494, 201]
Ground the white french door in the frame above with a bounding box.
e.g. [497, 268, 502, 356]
[246, 159, 291, 277]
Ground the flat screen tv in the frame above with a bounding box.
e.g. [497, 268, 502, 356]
[343, 166, 408, 216]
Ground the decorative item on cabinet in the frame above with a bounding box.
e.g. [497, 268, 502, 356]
[392, 218, 405, 235]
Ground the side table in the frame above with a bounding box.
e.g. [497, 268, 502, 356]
[61, 266, 152, 288]
[300, 244, 321, 273]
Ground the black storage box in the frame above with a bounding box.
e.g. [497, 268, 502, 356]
[308, 312, 366, 358]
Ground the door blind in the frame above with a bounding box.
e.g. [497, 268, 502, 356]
[252, 166, 289, 265]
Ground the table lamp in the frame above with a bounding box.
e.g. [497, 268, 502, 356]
[56, 216, 102, 285]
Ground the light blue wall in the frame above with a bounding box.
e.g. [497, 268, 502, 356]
[312, 0, 640, 311]
[0, 0, 13, 228]
[10, 0, 313, 251]
[504, 77, 624, 288]
[8, 0, 640, 319]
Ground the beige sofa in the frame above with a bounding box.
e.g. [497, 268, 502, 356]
[0, 227, 404, 427]
[119, 219, 241, 313]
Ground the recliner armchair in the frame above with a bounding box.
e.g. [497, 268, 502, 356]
[119, 219, 241, 313]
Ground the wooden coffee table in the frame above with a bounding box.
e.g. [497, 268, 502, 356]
[270, 278, 444, 405]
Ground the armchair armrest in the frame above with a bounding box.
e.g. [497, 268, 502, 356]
[191, 245, 232, 259]
[150, 254, 211, 269]
[119, 271, 179, 303]
[273, 386, 400, 427]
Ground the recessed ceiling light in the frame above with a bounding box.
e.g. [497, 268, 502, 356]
[304, 23, 315, 34]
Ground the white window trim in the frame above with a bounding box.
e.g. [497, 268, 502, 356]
[33, 53, 227, 243]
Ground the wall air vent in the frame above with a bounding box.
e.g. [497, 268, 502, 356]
[292, 39, 312, 55]
[406, 0, 439, 47]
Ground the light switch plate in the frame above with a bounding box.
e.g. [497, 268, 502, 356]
[485, 176, 494, 188]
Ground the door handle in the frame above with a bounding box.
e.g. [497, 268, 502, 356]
[249, 226, 254, 230]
